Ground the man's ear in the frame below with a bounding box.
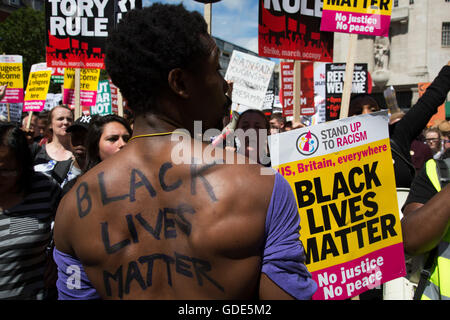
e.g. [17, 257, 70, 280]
[168, 68, 190, 99]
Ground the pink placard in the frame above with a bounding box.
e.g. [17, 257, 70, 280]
[321, 10, 391, 37]
[1, 88, 24, 104]
[23, 100, 45, 112]
[63, 88, 98, 107]
[311, 242, 406, 300]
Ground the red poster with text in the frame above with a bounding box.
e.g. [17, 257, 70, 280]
[280, 61, 315, 117]
[45, 0, 141, 69]
[258, 0, 333, 62]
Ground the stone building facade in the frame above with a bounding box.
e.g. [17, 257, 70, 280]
[333, 0, 450, 109]
[0, 0, 43, 21]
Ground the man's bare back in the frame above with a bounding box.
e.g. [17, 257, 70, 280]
[55, 139, 278, 299]
[53, 3, 315, 300]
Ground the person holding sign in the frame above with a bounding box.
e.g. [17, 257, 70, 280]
[53, 3, 316, 300]
[349, 63, 450, 188]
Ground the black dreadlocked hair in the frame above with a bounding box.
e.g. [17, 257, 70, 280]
[105, 3, 209, 116]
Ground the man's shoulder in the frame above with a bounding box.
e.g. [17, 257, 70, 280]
[206, 160, 276, 197]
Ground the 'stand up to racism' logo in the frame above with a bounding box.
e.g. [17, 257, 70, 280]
[296, 131, 319, 156]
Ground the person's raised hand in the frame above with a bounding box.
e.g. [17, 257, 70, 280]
[0, 85, 7, 101]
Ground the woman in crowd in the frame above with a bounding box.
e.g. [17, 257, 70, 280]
[0, 122, 61, 299]
[233, 109, 271, 167]
[33, 105, 74, 185]
[84, 114, 132, 171]
[62, 114, 132, 195]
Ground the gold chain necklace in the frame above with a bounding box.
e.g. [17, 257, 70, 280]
[128, 131, 189, 142]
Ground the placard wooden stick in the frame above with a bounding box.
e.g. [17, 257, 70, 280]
[204, 3, 212, 34]
[293, 60, 301, 123]
[26, 111, 33, 129]
[118, 88, 123, 117]
[340, 33, 358, 119]
[75, 68, 81, 119]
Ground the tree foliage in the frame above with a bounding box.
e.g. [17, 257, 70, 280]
[0, 6, 46, 87]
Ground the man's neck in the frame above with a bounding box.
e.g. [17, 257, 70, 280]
[133, 113, 186, 137]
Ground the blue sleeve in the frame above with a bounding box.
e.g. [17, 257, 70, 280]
[262, 173, 318, 300]
[53, 248, 100, 300]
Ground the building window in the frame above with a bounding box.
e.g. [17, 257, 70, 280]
[8, 0, 21, 6]
[409, 0, 414, 4]
[443, 22, 450, 47]
[394, 0, 398, 7]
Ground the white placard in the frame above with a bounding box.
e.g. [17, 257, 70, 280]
[225, 50, 275, 110]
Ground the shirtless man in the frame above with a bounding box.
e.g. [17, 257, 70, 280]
[53, 3, 316, 300]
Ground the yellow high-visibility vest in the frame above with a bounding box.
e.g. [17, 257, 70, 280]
[421, 159, 450, 300]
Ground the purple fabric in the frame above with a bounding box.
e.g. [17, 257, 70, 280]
[262, 173, 318, 299]
[53, 248, 100, 300]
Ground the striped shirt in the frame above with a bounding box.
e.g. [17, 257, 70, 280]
[0, 172, 61, 300]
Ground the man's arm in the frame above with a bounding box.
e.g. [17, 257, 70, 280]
[259, 173, 317, 300]
[393, 62, 450, 145]
[53, 190, 77, 256]
[402, 184, 450, 255]
[259, 274, 295, 300]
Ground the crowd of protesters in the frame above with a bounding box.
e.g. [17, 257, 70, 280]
[0, 3, 449, 301]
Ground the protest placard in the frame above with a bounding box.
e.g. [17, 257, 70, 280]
[269, 111, 406, 300]
[45, 0, 142, 69]
[418, 82, 446, 127]
[312, 62, 326, 125]
[63, 68, 100, 106]
[321, 0, 393, 37]
[280, 61, 315, 117]
[262, 89, 275, 110]
[109, 79, 120, 114]
[91, 80, 112, 115]
[51, 67, 65, 84]
[224, 50, 275, 110]
[0, 55, 24, 104]
[280, 61, 294, 117]
[258, 0, 333, 62]
[325, 63, 369, 121]
[0, 103, 22, 122]
[44, 93, 63, 111]
[23, 63, 52, 112]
